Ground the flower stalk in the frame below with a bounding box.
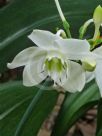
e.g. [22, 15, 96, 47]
[79, 19, 93, 39]
[93, 25, 100, 41]
[54, 0, 71, 38]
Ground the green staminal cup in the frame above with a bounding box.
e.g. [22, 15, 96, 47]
[44, 57, 67, 78]
[82, 58, 96, 72]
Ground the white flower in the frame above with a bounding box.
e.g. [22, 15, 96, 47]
[84, 46, 102, 96]
[7, 29, 91, 93]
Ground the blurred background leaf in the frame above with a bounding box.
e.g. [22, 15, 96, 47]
[0, 81, 59, 136]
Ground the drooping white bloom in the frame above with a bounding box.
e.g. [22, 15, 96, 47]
[7, 29, 91, 93]
[83, 46, 102, 96]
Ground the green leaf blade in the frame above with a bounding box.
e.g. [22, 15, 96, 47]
[0, 81, 59, 136]
[51, 80, 100, 136]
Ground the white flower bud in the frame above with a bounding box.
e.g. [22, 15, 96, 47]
[93, 5, 102, 27]
[82, 58, 96, 72]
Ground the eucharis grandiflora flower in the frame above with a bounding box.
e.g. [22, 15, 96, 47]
[82, 46, 102, 96]
[7, 29, 92, 93]
[79, 5, 102, 40]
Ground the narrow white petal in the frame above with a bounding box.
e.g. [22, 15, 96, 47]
[30, 49, 47, 62]
[95, 61, 102, 96]
[7, 47, 40, 69]
[65, 52, 94, 60]
[7, 47, 46, 69]
[54, 39, 91, 60]
[55, 39, 90, 52]
[23, 65, 35, 86]
[23, 58, 47, 87]
[28, 29, 60, 50]
[50, 71, 59, 83]
[56, 60, 70, 85]
[85, 71, 95, 83]
[63, 61, 85, 92]
[56, 70, 68, 86]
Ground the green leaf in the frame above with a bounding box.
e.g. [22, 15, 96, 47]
[0, 0, 102, 72]
[0, 81, 59, 136]
[96, 98, 102, 136]
[51, 80, 100, 136]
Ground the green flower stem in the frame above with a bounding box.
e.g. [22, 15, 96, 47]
[79, 19, 93, 39]
[54, 0, 72, 38]
[93, 25, 100, 41]
[54, 0, 66, 22]
[63, 20, 72, 38]
[14, 80, 50, 136]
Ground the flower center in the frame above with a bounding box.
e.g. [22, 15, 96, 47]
[44, 57, 67, 81]
[45, 57, 66, 72]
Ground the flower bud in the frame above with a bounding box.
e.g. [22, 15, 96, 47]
[93, 5, 102, 27]
[82, 58, 96, 72]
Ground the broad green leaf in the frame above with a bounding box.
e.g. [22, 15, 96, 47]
[0, 0, 102, 72]
[51, 80, 100, 136]
[96, 98, 102, 136]
[0, 81, 58, 136]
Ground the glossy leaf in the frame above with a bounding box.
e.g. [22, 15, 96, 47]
[0, 81, 58, 136]
[0, 0, 102, 72]
[51, 80, 100, 136]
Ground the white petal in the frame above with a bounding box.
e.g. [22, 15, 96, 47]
[62, 61, 85, 93]
[56, 70, 68, 86]
[55, 39, 90, 52]
[23, 65, 35, 86]
[93, 46, 102, 54]
[7, 47, 41, 69]
[30, 49, 47, 62]
[23, 58, 47, 87]
[95, 60, 102, 96]
[8, 47, 47, 69]
[50, 71, 59, 83]
[55, 61, 70, 85]
[28, 29, 60, 50]
[93, 46, 102, 61]
[54, 39, 91, 60]
[85, 71, 95, 83]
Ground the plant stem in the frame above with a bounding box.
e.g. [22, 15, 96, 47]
[54, 0, 72, 38]
[93, 25, 100, 41]
[63, 20, 72, 38]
